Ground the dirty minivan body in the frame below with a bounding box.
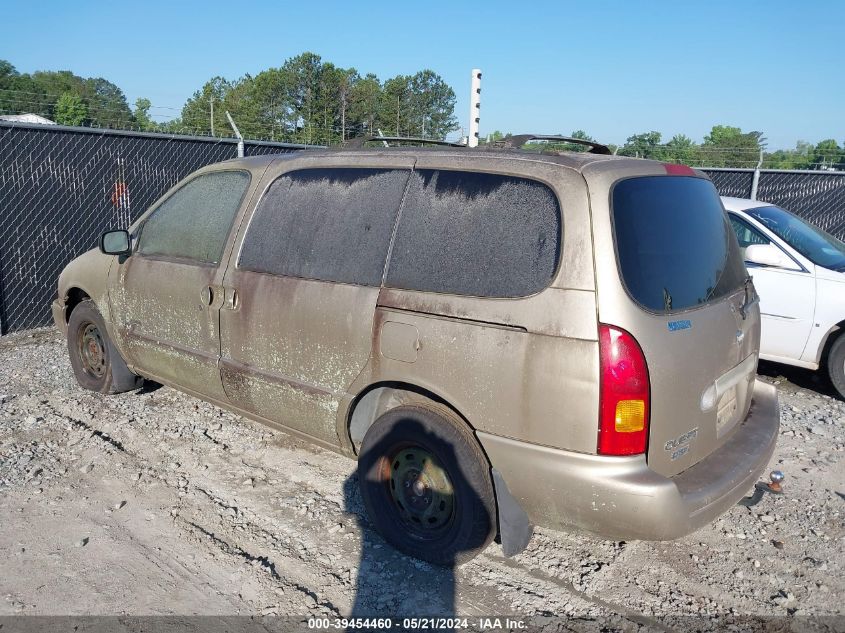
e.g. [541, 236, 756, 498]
[53, 145, 780, 564]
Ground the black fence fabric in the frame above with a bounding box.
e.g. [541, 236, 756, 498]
[702, 168, 845, 240]
[701, 169, 754, 199]
[0, 122, 309, 334]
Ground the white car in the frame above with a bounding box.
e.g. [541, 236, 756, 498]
[722, 196, 845, 398]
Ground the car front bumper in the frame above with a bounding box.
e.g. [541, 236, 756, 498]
[478, 379, 779, 541]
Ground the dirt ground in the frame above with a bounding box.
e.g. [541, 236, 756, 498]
[0, 328, 843, 629]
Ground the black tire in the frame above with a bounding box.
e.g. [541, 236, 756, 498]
[67, 300, 142, 394]
[357, 403, 496, 566]
[827, 334, 845, 400]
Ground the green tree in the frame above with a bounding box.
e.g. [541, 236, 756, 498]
[407, 70, 457, 139]
[559, 129, 595, 152]
[176, 52, 460, 145]
[348, 73, 381, 137]
[481, 130, 506, 144]
[809, 139, 844, 170]
[379, 75, 410, 137]
[82, 77, 133, 127]
[764, 141, 812, 169]
[250, 66, 297, 140]
[700, 125, 763, 168]
[0, 60, 44, 116]
[282, 52, 325, 143]
[181, 76, 232, 135]
[133, 97, 154, 131]
[374, 71, 457, 140]
[54, 91, 87, 126]
[619, 131, 665, 159]
[664, 134, 698, 164]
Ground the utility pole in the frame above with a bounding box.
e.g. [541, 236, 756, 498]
[209, 98, 214, 137]
[396, 94, 400, 137]
[468, 69, 481, 148]
[341, 91, 346, 142]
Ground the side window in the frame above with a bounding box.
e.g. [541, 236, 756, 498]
[729, 214, 771, 262]
[729, 215, 770, 249]
[139, 171, 250, 264]
[385, 169, 561, 298]
[238, 168, 410, 286]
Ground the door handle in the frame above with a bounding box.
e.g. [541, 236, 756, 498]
[200, 286, 214, 306]
[224, 286, 239, 310]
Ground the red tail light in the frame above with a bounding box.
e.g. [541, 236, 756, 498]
[598, 324, 650, 455]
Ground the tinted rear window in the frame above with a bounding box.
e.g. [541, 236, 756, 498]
[612, 176, 747, 312]
[238, 168, 409, 286]
[386, 169, 561, 298]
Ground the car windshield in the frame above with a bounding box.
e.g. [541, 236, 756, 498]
[745, 205, 845, 271]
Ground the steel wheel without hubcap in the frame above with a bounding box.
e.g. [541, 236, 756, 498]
[358, 404, 497, 565]
[384, 445, 455, 534]
[78, 323, 106, 379]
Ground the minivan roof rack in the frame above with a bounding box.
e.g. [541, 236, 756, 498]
[500, 135, 612, 155]
[345, 135, 467, 149]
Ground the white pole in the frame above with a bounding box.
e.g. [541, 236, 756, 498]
[376, 128, 389, 148]
[750, 148, 763, 201]
[468, 69, 482, 147]
[226, 111, 244, 158]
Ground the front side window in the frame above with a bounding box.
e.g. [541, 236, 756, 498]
[238, 168, 410, 286]
[745, 205, 845, 271]
[729, 214, 771, 260]
[612, 176, 747, 312]
[385, 169, 561, 298]
[139, 170, 250, 264]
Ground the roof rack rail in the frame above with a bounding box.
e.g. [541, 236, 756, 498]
[344, 135, 467, 149]
[500, 135, 612, 155]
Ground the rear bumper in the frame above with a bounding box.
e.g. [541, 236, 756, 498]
[478, 379, 779, 541]
[51, 298, 67, 336]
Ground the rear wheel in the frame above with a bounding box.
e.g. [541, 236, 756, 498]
[357, 404, 496, 566]
[827, 334, 845, 400]
[67, 300, 142, 394]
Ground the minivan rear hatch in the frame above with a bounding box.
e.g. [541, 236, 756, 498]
[585, 162, 759, 478]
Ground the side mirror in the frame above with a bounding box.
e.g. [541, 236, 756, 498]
[745, 244, 801, 271]
[99, 230, 131, 256]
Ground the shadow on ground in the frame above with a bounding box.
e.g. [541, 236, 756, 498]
[757, 360, 841, 400]
[343, 475, 457, 617]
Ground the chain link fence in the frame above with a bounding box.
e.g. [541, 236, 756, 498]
[0, 122, 313, 334]
[702, 168, 845, 239]
[1, 122, 844, 334]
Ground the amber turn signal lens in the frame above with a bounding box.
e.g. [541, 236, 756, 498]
[614, 399, 645, 433]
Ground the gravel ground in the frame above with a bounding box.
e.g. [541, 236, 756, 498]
[0, 328, 843, 627]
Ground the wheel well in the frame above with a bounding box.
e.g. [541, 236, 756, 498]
[64, 288, 91, 322]
[346, 381, 514, 548]
[820, 320, 845, 363]
[347, 382, 475, 454]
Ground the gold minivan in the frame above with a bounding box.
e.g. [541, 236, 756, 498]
[53, 138, 780, 564]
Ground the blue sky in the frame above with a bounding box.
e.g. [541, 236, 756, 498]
[2, 0, 843, 149]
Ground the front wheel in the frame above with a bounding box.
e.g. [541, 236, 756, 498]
[67, 300, 142, 394]
[357, 404, 496, 566]
[827, 334, 845, 400]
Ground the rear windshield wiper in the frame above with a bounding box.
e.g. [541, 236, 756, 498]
[662, 287, 673, 311]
